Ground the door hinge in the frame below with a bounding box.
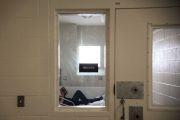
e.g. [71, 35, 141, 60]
[113, 84, 115, 96]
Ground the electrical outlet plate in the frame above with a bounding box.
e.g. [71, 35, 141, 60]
[117, 81, 144, 99]
[129, 106, 143, 120]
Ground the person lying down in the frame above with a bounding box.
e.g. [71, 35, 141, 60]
[59, 87, 103, 106]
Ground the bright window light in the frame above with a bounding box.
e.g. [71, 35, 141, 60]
[79, 46, 100, 67]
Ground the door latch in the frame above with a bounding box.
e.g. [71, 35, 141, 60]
[120, 98, 125, 120]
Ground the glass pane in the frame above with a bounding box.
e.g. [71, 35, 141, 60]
[58, 12, 107, 107]
[152, 26, 180, 106]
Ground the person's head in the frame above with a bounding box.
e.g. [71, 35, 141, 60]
[60, 87, 67, 96]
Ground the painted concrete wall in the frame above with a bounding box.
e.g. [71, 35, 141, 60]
[0, 0, 49, 120]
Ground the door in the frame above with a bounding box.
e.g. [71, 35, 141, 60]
[115, 7, 180, 120]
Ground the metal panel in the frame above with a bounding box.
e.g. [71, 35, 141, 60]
[129, 106, 143, 120]
[117, 81, 144, 99]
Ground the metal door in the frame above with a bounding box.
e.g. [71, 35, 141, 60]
[115, 7, 180, 120]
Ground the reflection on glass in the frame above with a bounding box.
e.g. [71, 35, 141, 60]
[58, 12, 107, 107]
[152, 27, 180, 106]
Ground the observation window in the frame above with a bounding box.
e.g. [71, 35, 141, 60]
[57, 10, 108, 108]
[151, 25, 180, 108]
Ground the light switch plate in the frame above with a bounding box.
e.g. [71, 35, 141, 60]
[17, 96, 25, 107]
[117, 81, 144, 99]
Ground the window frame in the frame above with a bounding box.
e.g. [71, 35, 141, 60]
[55, 9, 110, 112]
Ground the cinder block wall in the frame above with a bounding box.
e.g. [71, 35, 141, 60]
[0, 0, 49, 119]
[60, 24, 105, 87]
[153, 28, 180, 106]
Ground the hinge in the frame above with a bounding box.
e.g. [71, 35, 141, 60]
[113, 84, 115, 96]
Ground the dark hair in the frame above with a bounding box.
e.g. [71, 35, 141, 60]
[60, 87, 67, 96]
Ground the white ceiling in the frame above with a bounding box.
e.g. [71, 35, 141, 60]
[59, 14, 105, 26]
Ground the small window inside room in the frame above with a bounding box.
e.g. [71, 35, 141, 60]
[77, 45, 105, 76]
[79, 46, 100, 67]
[151, 26, 180, 108]
[57, 11, 108, 107]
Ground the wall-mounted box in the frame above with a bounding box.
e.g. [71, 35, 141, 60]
[117, 81, 144, 99]
[129, 106, 143, 120]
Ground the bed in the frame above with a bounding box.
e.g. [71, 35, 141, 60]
[59, 96, 105, 107]
[59, 86, 105, 107]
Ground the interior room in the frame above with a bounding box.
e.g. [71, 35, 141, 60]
[0, 0, 180, 120]
[58, 13, 106, 107]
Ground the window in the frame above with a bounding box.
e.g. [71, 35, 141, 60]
[77, 46, 105, 75]
[57, 10, 108, 108]
[79, 46, 101, 67]
[150, 25, 180, 108]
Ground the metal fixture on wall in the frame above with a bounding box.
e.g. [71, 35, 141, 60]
[116, 81, 144, 120]
[129, 106, 143, 120]
[117, 81, 144, 99]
